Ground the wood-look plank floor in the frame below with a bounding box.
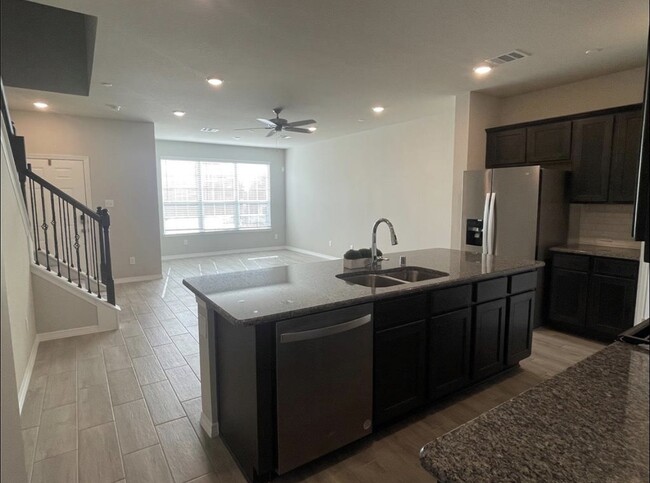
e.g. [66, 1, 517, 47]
[20, 250, 605, 482]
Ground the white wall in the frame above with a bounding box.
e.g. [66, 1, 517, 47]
[286, 98, 456, 257]
[498, 67, 645, 125]
[1, 118, 37, 392]
[155, 140, 286, 257]
[11, 111, 162, 280]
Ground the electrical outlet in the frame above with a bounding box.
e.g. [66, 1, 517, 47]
[105, 199, 114, 208]
[274, 233, 279, 240]
[183, 239, 189, 246]
[350, 244, 354, 249]
[129, 256, 136, 265]
[328, 240, 332, 247]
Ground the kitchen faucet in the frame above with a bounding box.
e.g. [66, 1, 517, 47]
[370, 218, 398, 269]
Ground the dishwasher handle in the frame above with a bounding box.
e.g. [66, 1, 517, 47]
[280, 314, 371, 344]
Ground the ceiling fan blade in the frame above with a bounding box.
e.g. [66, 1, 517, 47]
[234, 127, 270, 131]
[266, 130, 277, 138]
[284, 127, 311, 133]
[257, 118, 277, 127]
[285, 119, 316, 128]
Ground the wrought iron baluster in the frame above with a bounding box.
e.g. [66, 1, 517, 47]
[64, 202, 73, 282]
[39, 185, 51, 270]
[82, 214, 91, 293]
[29, 175, 40, 264]
[58, 197, 66, 264]
[50, 191, 61, 276]
[73, 207, 82, 288]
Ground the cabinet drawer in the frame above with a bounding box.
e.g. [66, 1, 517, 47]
[374, 294, 427, 331]
[430, 285, 471, 316]
[593, 257, 638, 279]
[552, 253, 589, 272]
[474, 277, 507, 303]
[509, 271, 537, 295]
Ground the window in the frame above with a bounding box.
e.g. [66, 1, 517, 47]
[161, 159, 271, 234]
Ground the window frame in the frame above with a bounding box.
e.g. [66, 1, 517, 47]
[160, 157, 272, 236]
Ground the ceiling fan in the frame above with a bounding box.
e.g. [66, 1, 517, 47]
[236, 108, 316, 137]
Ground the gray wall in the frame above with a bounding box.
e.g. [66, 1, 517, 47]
[156, 140, 286, 257]
[11, 111, 162, 280]
[286, 101, 456, 257]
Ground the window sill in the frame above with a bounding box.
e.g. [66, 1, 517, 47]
[163, 228, 273, 237]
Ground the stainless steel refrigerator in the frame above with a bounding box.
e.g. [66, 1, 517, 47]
[461, 166, 569, 261]
[462, 166, 569, 326]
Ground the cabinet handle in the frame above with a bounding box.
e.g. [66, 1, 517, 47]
[280, 314, 371, 343]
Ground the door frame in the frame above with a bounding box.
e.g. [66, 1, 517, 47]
[26, 154, 93, 206]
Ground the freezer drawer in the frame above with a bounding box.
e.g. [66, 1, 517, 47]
[275, 304, 373, 474]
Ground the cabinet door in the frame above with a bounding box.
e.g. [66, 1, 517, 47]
[374, 320, 427, 424]
[506, 291, 535, 366]
[570, 115, 614, 202]
[609, 110, 643, 203]
[548, 268, 589, 328]
[472, 299, 506, 380]
[526, 121, 572, 164]
[486, 128, 526, 167]
[586, 275, 637, 337]
[428, 308, 471, 400]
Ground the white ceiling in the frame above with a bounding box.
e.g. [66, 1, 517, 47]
[5, 0, 648, 148]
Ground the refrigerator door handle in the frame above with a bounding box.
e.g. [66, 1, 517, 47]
[487, 192, 496, 255]
[482, 193, 491, 255]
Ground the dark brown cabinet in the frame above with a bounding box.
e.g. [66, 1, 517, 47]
[428, 308, 472, 400]
[472, 299, 506, 380]
[570, 115, 614, 202]
[548, 252, 638, 339]
[486, 128, 526, 168]
[609, 111, 643, 203]
[374, 320, 427, 424]
[548, 268, 589, 328]
[506, 291, 535, 365]
[526, 121, 571, 164]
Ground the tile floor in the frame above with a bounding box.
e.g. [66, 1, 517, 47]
[20, 250, 322, 483]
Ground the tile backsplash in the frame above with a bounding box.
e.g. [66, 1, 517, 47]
[568, 204, 641, 248]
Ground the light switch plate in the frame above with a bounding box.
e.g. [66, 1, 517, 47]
[105, 199, 114, 208]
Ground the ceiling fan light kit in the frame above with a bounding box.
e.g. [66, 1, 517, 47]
[236, 107, 317, 138]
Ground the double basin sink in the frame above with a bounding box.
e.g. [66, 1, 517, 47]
[336, 266, 449, 288]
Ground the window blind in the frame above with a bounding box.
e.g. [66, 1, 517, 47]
[161, 159, 271, 234]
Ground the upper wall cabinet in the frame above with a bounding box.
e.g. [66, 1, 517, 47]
[485, 105, 643, 204]
[486, 128, 526, 167]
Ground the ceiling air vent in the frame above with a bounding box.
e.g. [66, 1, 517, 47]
[200, 127, 219, 133]
[486, 49, 531, 66]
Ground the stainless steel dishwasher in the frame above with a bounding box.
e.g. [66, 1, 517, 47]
[275, 303, 373, 474]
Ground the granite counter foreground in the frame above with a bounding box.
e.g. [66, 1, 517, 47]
[420, 342, 649, 483]
[182, 248, 543, 325]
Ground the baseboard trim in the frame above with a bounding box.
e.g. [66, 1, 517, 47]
[161, 245, 286, 261]
[114, 274, 163, 284]
[200, 411, 219, 437]
[284, 246, 339, 260]
[36, 325, 109, 342]
[18, 337, 39, 412]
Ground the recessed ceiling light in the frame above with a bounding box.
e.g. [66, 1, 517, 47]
[106, 104, 122, 111]
[100, 82, 113, 87]
[33, 101, 48, 109]
[585, 48, 603, 55]
[200, 127, 219, 133]
[473, 64, 492, 75]
[233, 136, 242, 140]
[282, 135, 291, 139]
[308, 126, 317, 132]
[173, 111, 186, 117]
[372, 106, 384, 113]
[206, 77, 223, 86]
[357, 119, 365, 122]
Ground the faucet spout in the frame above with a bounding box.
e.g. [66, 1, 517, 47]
[371, 218, 398, 269]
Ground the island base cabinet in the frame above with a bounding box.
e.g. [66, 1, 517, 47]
[428, 308, 472, 400]
[374, 320, 427, 425]
[506, 291, 535, 366]
[472, 299, 506, 380]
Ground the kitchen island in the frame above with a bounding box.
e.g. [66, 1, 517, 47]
[183, 248, 543, 482]
[420, 341, 649, 482]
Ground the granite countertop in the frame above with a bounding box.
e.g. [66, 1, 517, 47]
[550, 244, 641, 261]
[182, 248, 543, 326]
[420, 342, 649, 483]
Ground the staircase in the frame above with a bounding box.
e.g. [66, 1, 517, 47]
[2, 82, 119, 341]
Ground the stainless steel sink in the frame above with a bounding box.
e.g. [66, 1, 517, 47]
[336, 273, 407, 288]
[336, 266, 448, 287]
[378, 267, 449, 282]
